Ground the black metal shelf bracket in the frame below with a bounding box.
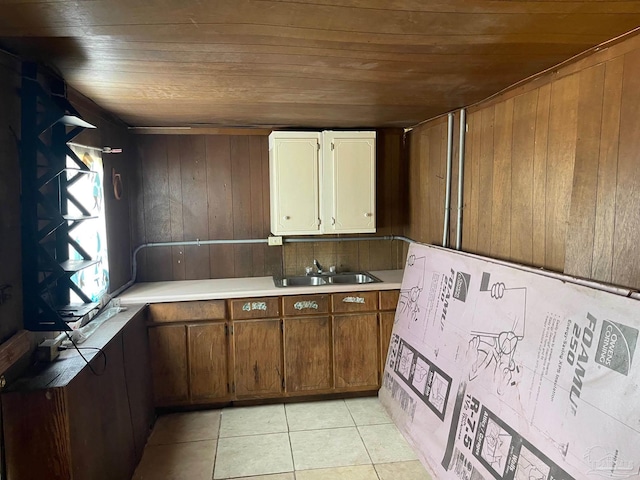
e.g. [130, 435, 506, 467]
[19, 62, 98, 331]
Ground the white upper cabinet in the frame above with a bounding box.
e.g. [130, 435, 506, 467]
[269, 132, 321, 235]
[269, 130, 376, 235]
[322, 131, 376, 234]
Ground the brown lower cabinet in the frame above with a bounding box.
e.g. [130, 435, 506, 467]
[379, 290, 399, 373]
[148, 322, 231, 406]
[147, 290, 399, 406]
[148, 324, 189, 404]
[379, 311, 396, 374]
[189, 323, 229, 401]
[284, 315, 333, 393]
[232, 318, 283, 397]
[333, 313, 379, 389]
[147, 300, 231, 406]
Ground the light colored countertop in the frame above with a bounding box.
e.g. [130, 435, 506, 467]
[118, 269, 404, 304]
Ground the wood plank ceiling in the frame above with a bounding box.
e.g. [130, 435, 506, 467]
[1, 1, 640, 128]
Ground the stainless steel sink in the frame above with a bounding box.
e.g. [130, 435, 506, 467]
[274, 275, 328, 287]
[273, 271, 381, 288]
[327, 272, 380, 284]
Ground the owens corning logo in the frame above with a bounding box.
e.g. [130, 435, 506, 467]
[452, 272, 471, 302]
[595, 319, 639, 376]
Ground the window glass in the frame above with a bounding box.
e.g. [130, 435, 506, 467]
[66, 144, 109, 303]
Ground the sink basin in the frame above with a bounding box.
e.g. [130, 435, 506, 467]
[273, 272, 381, 288]
[273, 275, 328, 287]
[327, 273, 381, 284]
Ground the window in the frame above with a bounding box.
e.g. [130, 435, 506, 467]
[66, 144, 109, 304]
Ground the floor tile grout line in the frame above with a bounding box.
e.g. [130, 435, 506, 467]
[355, 423, 377, 467]
[283, 402, 291, 432]
[293, 425, 359, 433]
[148, 437, 221, 447]
[283, 402, 298, 474]
[372, 462, 383, 480]
[344, 396, 395, 428]
[344, 397, 359, 426]
[212, 411, 221, 480]
[288, 422, 356, 432]
[218, 428, 290, 439]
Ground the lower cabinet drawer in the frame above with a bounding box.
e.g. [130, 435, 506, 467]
[229, 297, 280, 319]
[148, 300, 226, 323]
[282, 294, 330, 316]
[332, 291, 379, 313]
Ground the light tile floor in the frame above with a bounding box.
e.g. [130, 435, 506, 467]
[132, 396, 433, 480]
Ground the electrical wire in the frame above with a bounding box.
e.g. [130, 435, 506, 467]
[61, 331, 107, 376]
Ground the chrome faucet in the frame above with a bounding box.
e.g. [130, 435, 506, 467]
[313, 259, 324, 274]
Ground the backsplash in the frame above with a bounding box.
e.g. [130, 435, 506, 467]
[283, 239, 405, 276]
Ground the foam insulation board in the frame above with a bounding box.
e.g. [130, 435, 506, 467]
[380, 242, 640, 480]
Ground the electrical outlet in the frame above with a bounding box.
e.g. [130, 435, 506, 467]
[268, 236, 283, 246]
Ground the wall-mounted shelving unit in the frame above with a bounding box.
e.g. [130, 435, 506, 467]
[19, 62, 98, 331]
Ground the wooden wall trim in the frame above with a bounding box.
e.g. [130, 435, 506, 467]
[130, 127, 272, 136]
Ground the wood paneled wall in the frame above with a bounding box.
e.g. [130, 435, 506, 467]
[0, 52, 23, 342]
[405, 116, 459, 247]
[134, 134, 280, 281]
[407, 31, 640, 290]
[134, 130, 406, 282]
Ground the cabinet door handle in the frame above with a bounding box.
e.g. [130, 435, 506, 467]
[364, 213, 372, 217]
[283, 215, 291, 220]
[331, 217, 336, 225]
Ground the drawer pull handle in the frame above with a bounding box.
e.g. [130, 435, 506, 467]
[294, 301, 318, 310]
[242, 301, 267, 312]
[342, 296, 365, 304]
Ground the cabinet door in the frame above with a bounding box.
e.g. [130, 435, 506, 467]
[148, 325, 189, 405]
[233, 319, 283, 397]
[379, 312, 395, 374]
[269, 132, 321, 235]
[323, 131, 376, 233]
[333, 313, 379, 389]
[188, 323, 229, 402]
[284, 316, 332, 393]
[379, 290, 400, 311]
